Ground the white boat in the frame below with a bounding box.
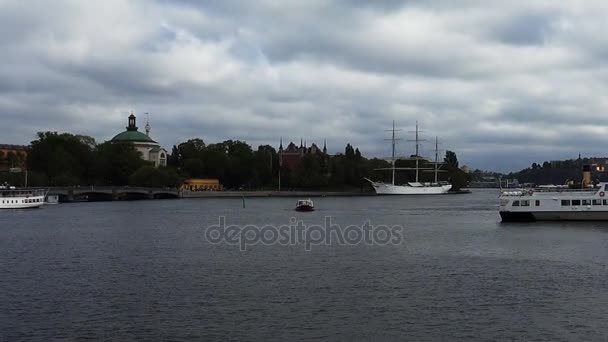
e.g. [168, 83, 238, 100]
[0, 187, 46, 209]
[499, 165, 608, 222]
[45, 194, 60, 204]
[499, 182, 608, 222]
[366, 121, 452, 195]
[366, 179, 452, 195]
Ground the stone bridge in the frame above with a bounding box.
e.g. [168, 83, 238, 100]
[47, 186, 180, 202]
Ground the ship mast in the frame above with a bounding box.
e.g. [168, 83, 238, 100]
[434, 136, 439, 184]
[391, 121, 396, 185]
[408, 121, 425, 183]
[387, 121, 402, 185]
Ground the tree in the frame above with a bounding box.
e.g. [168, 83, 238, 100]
[444, 150, 459, 168]
[129, 166, 182, 188]
[28, 132, 95, 185]
[94, 142, 147, 185]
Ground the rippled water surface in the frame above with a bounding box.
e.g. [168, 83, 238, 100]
[2, 190, 608, 341]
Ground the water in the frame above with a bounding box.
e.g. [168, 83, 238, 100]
[2, 190, 608, 341]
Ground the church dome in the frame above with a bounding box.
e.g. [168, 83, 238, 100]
[111, 114, 158, 144]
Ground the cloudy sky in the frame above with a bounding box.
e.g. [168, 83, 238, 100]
[1, 0, 608, 171]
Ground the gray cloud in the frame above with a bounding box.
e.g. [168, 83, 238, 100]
[1, 0, 608, 172]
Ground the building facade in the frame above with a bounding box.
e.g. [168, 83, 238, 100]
[181, 178, 223, 191]
[0, 144, 27, 171]
[111, 113, 167, 167]
[279, 139, 327, 171]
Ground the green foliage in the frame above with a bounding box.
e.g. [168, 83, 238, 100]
[28, 132, 95, 184]
[93, 142, 148, 186]
[20, 131, 467, 191]
[507, 158, 605, 185]
[444, 150, 459, 168]
[129, 166, 182, 188]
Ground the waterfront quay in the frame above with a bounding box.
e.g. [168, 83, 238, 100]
[46, 186, 374, 202]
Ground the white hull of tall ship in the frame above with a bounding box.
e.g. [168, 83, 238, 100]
[499, 183, 608, 222]
[0, 188, 46, 209]
[366, 179, 452, 195]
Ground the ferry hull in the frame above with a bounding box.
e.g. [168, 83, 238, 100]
[501, 211, 608, 222]
[0, 200, 45, 209]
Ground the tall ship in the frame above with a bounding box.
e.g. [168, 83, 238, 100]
[0, 186, 46, 209]
[365, 121, 452, 195]
[499, 165, 608, 221]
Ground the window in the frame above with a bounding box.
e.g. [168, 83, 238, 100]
[561, 200, 570, 206]
[593, 199, 602, 206]
[572, 200, 581, 206]
[512, 201, 520, 207]
[582, 200, 591, 206]
[535, 200, 541, 206]
[604, 199, 608, 206]
[521, 200, 530, 207]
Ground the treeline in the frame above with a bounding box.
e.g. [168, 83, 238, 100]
[1, 132, 181, 187]
[507, 158, 608, 185]
[0, 132, 468, 190]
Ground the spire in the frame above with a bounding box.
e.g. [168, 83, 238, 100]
[323, 139, 327, 154]
[279, 137, 283, 151]
[300, 137, 303, 148]
[144, 112, 151, 136]
[127, 111, 138, 131]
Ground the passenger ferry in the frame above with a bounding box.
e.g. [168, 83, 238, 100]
[0, 187, 46, 209]
[499, 183, 608, 222]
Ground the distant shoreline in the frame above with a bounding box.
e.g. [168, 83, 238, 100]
[182, 189, 472, 198]
[181, 190, 375, 198]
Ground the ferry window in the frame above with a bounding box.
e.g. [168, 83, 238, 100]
[582, 200, 591, 206]
[512, 201, 520, 207]
[535, 200, 540, 206]
[605, 184, 608, 191]
[561, 200, 570, 206]
[593, 199, 602, 206]
[604, 199, 608, 206]
[572, 200, 581, 206]
[521, 200, 530, 207]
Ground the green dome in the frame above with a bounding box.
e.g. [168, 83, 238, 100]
[111, 130, 157, 143]
[111, 114, 158, 143]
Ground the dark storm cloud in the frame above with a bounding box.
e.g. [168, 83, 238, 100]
[1, 0, 608, 172]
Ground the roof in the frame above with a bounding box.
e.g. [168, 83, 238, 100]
[0, 144, 28, 151]
[111, 130, 157, 143]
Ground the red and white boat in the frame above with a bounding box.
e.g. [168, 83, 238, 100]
[295, 199, 314, 212]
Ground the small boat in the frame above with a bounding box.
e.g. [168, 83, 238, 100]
[295, 199, 314, 212]
[45, 194, 60, 204]
[0, 187, 46, 209]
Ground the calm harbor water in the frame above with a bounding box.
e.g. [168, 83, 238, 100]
[2, 189, 608, 341]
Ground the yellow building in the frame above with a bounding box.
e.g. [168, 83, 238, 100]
[182, 179, 223, 191]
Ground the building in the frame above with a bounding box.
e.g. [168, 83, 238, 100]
[111, 113, 168, 167]
[279, 138, 327, 171]
[0, 144, 27, 170]
[182, 178, 223, 191]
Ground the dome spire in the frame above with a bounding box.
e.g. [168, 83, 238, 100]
[127, 111, 138, 131]
[145, 112, 151, 136]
